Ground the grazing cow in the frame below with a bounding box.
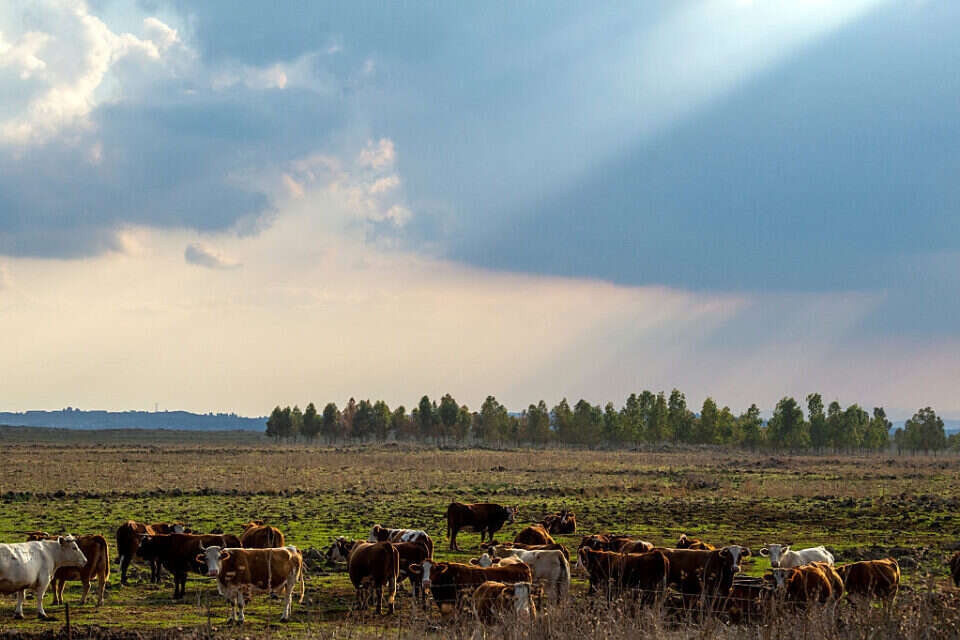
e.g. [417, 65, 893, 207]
[25, 533, 109, 606]
[578, 534, 643, 553]
[489, 542, 570, 561]
[575, 547, 670, 603]
[197, 545, 304, 623]
[768, 565, 833, 603]
[368, 525, 434, 558]
[472, 581, 536, 623]
[409, 559, 532, 616]
[651, 546, 750, 603]
[0, 536, 87, 619]
[834, 559, 900, 603]
[326, 538, 399, 614]
[810, 561, 844, 598]
[446, 502, 518, 550]
[540, 510, 577, 535]
[514, 525, 555, 546]
[116, 521, 188, 585]
[951, 552, 960, 588]
[759, 544, 833, 568]
[677, 534, 716, 550]
[138, 533, 242, 599]
[240, 522, 285, 549]
[489, 547, 570, 601]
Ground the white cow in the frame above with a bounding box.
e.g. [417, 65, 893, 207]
[478, 548, 570, 601]
[0, 536, 87, 619]
[760, 544, 834, 568]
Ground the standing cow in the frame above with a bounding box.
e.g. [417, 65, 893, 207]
[138, 533, 242, 599]
[116, 521, 188, 585]
[25, 532, 109, 606]
[197, 545, 305, 623]
[0, 536, 87, 619]
[446, 502, 517, 551]
[326, 538, 400, 614]
[240, 522, 285, 549]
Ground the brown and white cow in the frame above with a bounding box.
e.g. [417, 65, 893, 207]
[834, 558, 900, 603]
[446, 502, 517, 551]
[514, 525, 555, 546]
[0, 536, 87, 619]
[478, 548, 570, 601]
[676, 534, 716, 550]
[25, 532, 109, 606]
[489, 542, 570, 562]
[409, 559, 532, 616]
[197, 546, 304, 623]
[575, 547, 670, 603]
[472, 580, 537, 623]
[368, 525, 434, 558]
[540, 510, 577, 535]
[115, 521, 188, 585]
[138, 533, 242, 599]
[767, 565, 833, 604]
[240, 522, 285, 549]
[326, 538, 400, 614]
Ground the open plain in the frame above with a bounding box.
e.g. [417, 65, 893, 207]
[2, 429, 960, 638]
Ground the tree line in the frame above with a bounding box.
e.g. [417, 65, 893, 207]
[265, 391, 953, 453]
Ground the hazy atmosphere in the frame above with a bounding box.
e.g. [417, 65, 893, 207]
[2, 0, 959, 418]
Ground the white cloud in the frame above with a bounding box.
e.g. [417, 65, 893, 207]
[0, 30, 49, 80]
[357, 138, 395, 170]
[184, 243, 241, 270]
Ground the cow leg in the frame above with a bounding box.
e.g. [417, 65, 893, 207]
[97, 573, 106, 606]
[120, 555, 131, 586]
[151, 559, 162, 584]
[375, 585, 383, 615]
[80, 578, 91, 605]
[35, 583, 49, 619]
[282, 583, 294, 621]
[450, 527, 460, 551]
[14, 589, 25, 619]
[57, 578, 67, 605]
[236, 592, 245, 623]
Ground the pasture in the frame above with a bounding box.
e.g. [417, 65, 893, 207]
[2, 430, 960, 638]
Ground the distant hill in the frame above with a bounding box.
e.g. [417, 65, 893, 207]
[0, 409, 266, 431]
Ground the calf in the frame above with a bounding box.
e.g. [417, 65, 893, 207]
[409, 559, 532, 616]
[768, 565, 833, 603]
[540, 510, 576, 535]
[138, 533, 242, 599]
[834, 559, 900, 603]
[446, 502, 517, 550]
[514, 525, 555, 546]
[116, 521, 188, 585]
[575, 547, 670, 603]
[198, 546, 304, 623]
[327, 538, 400, 614]
[25, 532, 109, 606]
[492, 547, 570, 601]
[472, 581, 536, 623]
[759, 544, 833, 568]
[489, 542, 570, 561]
[240, 522, 285, 549]
[368, 525, 434, 558]
[0, 536, 87, 619]
[677, 534, 716, 550]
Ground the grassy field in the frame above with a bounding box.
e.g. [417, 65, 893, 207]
[1, 431, 960, 638]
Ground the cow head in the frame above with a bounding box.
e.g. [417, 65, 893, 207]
[170, 523, 187, 534]
[469, 553, 499, 567]
[760, 544, 788, 567]
[506, 505, 518, 524]
[724, 545, 751, 572]
[26, 531, 51, 541]
[768, 567, 794, 589]
[196, 545, 230, 577]
[508, 582, 536, 617]
[58, 535, 87, 568]
[408, 559, 448, 589]
[325, 537, 355, 565]
[368, 525, 386, 542]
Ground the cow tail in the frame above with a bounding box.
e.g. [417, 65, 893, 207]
[298, 553, 306, 603]
[446, 505, 451, 542]
[388, 544, 400, 605]
[101, 536, 111, 581]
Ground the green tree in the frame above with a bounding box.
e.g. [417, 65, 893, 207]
[767, 397, 808, 449]
[648, 392, 668, 443]
[480, 396, 509, 445]
[839, 404, 869, 451]
[738, 404, 764, 450]
[266, 406, 283, 442]
[572, 399, 602, 446]
[668, 389, 693, 443]
[417, 395, 435, 442]
[302, 402, 319, 441]
[438, 394, 460, 445]
[341, 398, 357, 441]
[551, 398, 574, 444]
[862, 407, 891, 451]
[454, 405, 472, 442]
[621, 393, 643, 444]
[353, 400, 373, 441]
[826, 401, 843, 449]
[807, 393, 828, 450]
[524, 401, 551, 445]
[321, 402, 340, 443]
[903, 407, 946, 453]
[372, 400, 391, 442]
[603, 402, 624, 444]
[696, 397, 719, 444]
[717, 406, 736, 444]
[392, 405, 414, 441]
[278, 406, 293, 441]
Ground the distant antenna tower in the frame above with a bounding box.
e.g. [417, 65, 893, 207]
[155, 402, 158, 413]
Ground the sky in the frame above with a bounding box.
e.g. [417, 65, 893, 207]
[1, 0, 958, 419]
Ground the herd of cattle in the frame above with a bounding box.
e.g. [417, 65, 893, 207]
[0, 502, 952, 625]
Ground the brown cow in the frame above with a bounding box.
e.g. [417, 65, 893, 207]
[619, 540, 654, 554]
[326, 538, 400, 614]
[446, 502, 517, 550]
[25, 532, 109, 606]
[810, 561, 844, 598]
[392, 541, 431, 607]
[197, 545, 304, 623]
[578, 534, 643, 552]
[575, 547, 670, 603]
[834, 559, 900, 603]
[409, 559, 533, 616]
[540, 510, 576, 535]
[240, 522, 285, 549]
[138, 533, 242, 599]
[514, 525, 555, 546]
[472, 580, 537, 623]
[677, 534, 716, 550]
[768, 565, 833, 603]
[651, 546, 749, 604]
[115, 521, 188, 585]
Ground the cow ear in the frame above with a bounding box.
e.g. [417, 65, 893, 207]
[784, 545, 790, 552]
[58, 537, 65, 544]
[469, 558, 479, 565]
[195, 554, 205, 564]
[408, 564, 423, 576]
[759, 547, 769, 557]
[219, 552, 230, 560]
[742, 547, 752, 558]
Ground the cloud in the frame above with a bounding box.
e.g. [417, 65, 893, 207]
[357, 138, 395, 170]
[184, 243, 240, 269]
